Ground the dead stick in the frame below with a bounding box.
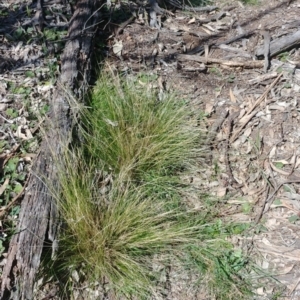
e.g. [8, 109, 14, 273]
[177, 54, 264, 68]
[224, 112, 242, 187]
[255, 179, 300, 224]
[187, 30, 256, 55]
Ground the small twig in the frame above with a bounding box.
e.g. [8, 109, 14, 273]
[254, 185, 270, 224]
[223, 111, 242, 187]
[289, 277, 300, 297]
[197, 11, 226, 25]
[205, 108, 229, 144]
[183, 5, 218, 12]
[83, 2, 106, 31]
[115, 15, 136, 36]
[254, 178, 300, 224]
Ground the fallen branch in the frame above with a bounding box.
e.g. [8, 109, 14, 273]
[183, 5, 218, 12]
[256, 29, 300, 58]
[177, 54, 264, 68]
[187, 29, 256, 55]
[248, 72, 278, 84]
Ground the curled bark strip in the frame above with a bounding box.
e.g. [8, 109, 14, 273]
[0, 0, 98, 299]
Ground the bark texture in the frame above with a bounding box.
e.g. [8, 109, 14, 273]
[1, 0, 98, 299]
[256, 30, 300, 58]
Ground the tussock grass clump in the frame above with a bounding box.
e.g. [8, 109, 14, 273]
[52, 72, 253, 299]
[82, 74, 200, 180]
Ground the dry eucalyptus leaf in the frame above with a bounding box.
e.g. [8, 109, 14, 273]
[15, 126, 33, 140]
[202, 24, 216, 32]
[273, 159, 290, 165]
[205, 103, 214, 114]
[188, 17, 196, 24]
[243, 127, 252, 138]
[112, 40, 123, 57]
[0, 103, 7, 111]
[270, 160, 290, 176]
[229, 88, 236, 103]
[290, 153, 296, 165]
[268, 104, 286, 111]
[25, 128, 33, 139]
[217, 186, 227, 197]
[104, 118, 118, 127]
[295, 157, 300, 169]
[269, 146, 277, 159]
[0, 98, 12, 103]
[283, 192, 300, 202]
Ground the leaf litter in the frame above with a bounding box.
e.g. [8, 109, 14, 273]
[1, 0, 300, 298]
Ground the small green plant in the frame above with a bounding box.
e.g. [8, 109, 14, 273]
[25, 70, 35, 78]
[26, 5, 32, 17]
[0, 140, 8, 152]
[13, 27, 26, 40]
[242, 201, 252, 214]
[0, 9, 8, 16]
[14, 86, 31, 97]
[289, 215, 300, 224]
[270, 288, 285, 299]
[0, 240, 5, 256]
[47, 60, 59, 82]
[227, 74, 235, 83]
[210, 66, 222, 76]
[278, 52, 290, 62]
[39, 104, 50, 116]
[5, 108, 18, 118]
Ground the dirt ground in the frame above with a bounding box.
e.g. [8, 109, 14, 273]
[1, 0, 300, 299]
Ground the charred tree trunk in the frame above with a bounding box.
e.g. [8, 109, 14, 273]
[1, 0, 99, 299]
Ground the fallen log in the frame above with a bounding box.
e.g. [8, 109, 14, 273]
[256, 30, 300, 58]
[0, 0, 99, 299]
